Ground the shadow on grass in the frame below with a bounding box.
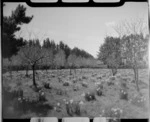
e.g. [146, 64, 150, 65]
[2, 88, 53, 118]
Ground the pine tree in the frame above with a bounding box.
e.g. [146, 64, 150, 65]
[3, 4, 33, 58]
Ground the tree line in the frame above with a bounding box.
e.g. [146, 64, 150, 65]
[98, 18, 149, 91]
[2, 4, 96, 72]
[2, 4, 98, 87]
[3, 39, 98, 87]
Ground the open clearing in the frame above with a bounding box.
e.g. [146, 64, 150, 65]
[2, 68, 149, 119]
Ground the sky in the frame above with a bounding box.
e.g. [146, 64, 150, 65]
[3, 2, 148, 58]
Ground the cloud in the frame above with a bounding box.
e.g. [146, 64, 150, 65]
[105, 21, 116, 27]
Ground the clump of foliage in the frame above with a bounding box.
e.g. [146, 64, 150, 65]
[56, 89, 67, 95]
[43, 81, 51, 89]
[96, 88, 103, 96]
[38, 90, 46, 102]
[3, 4, 33, 58]
[65, 100, 81, 116]
[84, 91, 96, 101]
[95, 82, 104, 96]
[98, 37, 121, 76]
[63, 81, 70, 86]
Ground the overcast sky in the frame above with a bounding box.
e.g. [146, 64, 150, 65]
[3, 2, 148, 58]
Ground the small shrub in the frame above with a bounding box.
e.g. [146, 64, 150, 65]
[58, 77, 63, 83]
[107, 81, 114, 86]
[63, 81, 70, 86]
[65, 100, 81, 116]
[56, 89, 63, 95]
[51, 74, 55, 78]
[84, 91, 96, 101]
[120, 89, 128, 100]
[96, 88, 103, 96]
[82, 81, 88, 88]
[82, 76, 87, 79]
[54, 102, 62, 112]
[56, 89, 67, 95]
[39, 90, 46, 102]
[43, 82, 51, 89]
[97, 76, 102, 80]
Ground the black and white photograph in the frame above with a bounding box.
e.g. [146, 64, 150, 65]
[2, 0, 149, 119]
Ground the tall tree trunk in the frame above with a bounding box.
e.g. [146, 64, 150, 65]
[133, 68, 139, 92]
[32, 64, 36, 87]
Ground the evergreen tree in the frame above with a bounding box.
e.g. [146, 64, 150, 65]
[3, 4, 33, 58]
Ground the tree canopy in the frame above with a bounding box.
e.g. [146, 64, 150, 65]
[98, 36, 121, 66]
[3, 4, 33, 58]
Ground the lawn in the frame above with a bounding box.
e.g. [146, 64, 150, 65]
[2, 68, 149, 119]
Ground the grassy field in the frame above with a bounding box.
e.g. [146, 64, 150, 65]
[2, 68, 149, 119]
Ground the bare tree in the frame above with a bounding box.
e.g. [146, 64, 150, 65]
[122, 34, 148, 91]
[113, 17, 148, 38]
[18, 44, 48, 87]
[113, 17, 148, 91]
[112, 21, 125, 38]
